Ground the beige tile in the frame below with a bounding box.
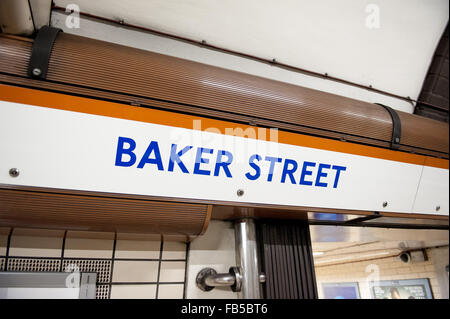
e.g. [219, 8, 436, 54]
[159, 261, 186, 282]
[64, 231, 114, 258]
[115, 233, 161, 259]
[9, 228, 64, 257]
[163, 234, 190, 242]
[66, 230, 114, 240]
[162, 241, 186, 260]
[0, 233, 8, 256]
[13, 228, 65, 237]
[158, 284, 184, 299]
[118, 233, 161, 241]
[112, 260, 159, 282]
[110, 284, 156, 299]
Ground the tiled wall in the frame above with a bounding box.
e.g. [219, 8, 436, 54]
[0, 221, 239, 299]
[315, 247, 449, 299]
[0, 227, 188, 299]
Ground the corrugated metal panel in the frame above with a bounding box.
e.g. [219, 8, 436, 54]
[0, 187, 209, 236]
[0, 33, 448, 157]
[258, 221, 318, 299]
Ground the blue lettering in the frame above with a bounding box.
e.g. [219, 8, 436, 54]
[245, 154, 262, 181]
[299, 161, 316, 186]
[115, 137, 137, 167]
[214, 150, 233, 178]
[332, 165, 347, 188]
[193, 147, 213, 175]
[137, 141, 164, 170]
[115, 136, 347, 189]
[168, 144, 193, 173]
[281, 159, 298, 184]
[315, 163, 331, 187]
[265, 156, 282, 182]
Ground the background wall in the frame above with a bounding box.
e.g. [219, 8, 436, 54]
[315, 246, 449, 299]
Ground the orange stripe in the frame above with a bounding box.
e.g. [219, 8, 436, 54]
[0, 84, 448, 169]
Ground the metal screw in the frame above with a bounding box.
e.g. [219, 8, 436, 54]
[382, 201, 388, 208]
[237, 189, 244, 197]
[32, 68, 41, 76]
[259, 273, 266, 283]
[436, 206, 440, 211]
[9, 168, 19, 177]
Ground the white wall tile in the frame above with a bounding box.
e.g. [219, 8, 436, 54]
[9, 228, 64, 257]
[112, 260, 159, 282]
[110, 284, 156, 299]
[64, 231, 114, 258]
[159, 261, 186, 282]
[158, 284, 184, 299]
[162, 241, 186, 260]
[115, 233, 161, 259]
[0, 227, 9, 256]
[0, 235, 7, 256]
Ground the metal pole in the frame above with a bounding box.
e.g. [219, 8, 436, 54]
[234, 218, 261, 299]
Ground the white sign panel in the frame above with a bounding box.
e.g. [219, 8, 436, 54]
[413, 166, 449, 214]
[0, 101, 447, 215]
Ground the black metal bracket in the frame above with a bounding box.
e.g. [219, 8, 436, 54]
[28, 26, 62, 79]
[344, 213, 382, 224]
[376, 103, 402, 149]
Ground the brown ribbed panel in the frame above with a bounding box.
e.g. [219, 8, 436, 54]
[47, 34, 393, 142]
[0, 36, 31, 75]
[0, 188, 209, 236]
[398, 111, 449, 155]
[0, 34, 448, 156]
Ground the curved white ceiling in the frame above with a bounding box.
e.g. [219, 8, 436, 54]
[53, 0, 448, 111]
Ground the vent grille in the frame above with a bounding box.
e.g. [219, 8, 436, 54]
[62, 259, 111, 283]
[95, 284, 110, 299]
[7, 258, 61, 272]
[3, 258, 112, 299]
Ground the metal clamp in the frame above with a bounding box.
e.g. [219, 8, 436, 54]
[375, 103, 402, 149]
[196, 267, 242, 292]
[28, 26, 62, 79]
